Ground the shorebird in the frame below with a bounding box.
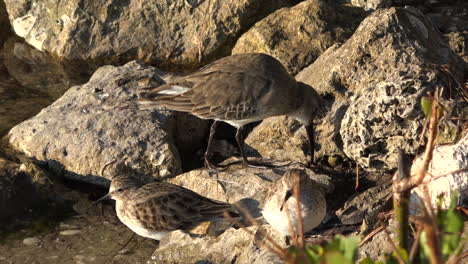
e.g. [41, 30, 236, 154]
[138, 53, 322, 168]
[262, 169, 326, 236]
[95, 175, 236, 240]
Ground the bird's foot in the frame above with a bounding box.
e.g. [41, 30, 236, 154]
[204, 157, 228, 171]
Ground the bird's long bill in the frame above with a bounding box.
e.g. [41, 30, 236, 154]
[305, 123, 315, 164]
[87, 192, 112, 211]
[280, 190, 293, 211]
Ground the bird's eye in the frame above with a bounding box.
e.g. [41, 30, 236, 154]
[116, 188, 124, 192]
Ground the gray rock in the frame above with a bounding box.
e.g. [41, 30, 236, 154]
[59, 230, 82, 236]
[336, 184, 392, 227]
[4, 0, 292, 69]
[245, 116, 310, 165]
[22, 237, 41, 246]
[3, 61, 208, 185]
[410, 133, 468, 213]
[348, 0, 392, 11]
[233, 0, 366, 75]
[358, 218, 397, 261]
[151, 225, 286, 264]
[445, 31, 468, 66]
[293, 7, 464, 171]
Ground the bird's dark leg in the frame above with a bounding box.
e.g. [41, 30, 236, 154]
[235, 126, 249, 166]
[204, 121, 220, 169]
[305, 123, 315, 166]
[235, 126, 271, 169]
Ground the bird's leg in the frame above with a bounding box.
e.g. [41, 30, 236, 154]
[235, 126, 290, 169]
[235, 126, 249, 166]
[305, 123, 315, 166]
[204, 121, 219, 169]
[235, 127, 269, 169]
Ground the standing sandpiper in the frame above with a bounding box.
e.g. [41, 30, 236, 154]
[96, 175, 236, 240]
[138, 53, 322, 168]
[262, 169, 326, 236]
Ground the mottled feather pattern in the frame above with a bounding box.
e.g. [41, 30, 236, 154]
[112, 180, 233, 233]
[137, 53, 300, 121]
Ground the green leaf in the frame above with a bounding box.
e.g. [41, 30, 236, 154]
[441, 192, 464, 258]
[420, 96, 445, 120]
[419, 231, 431, 264]
[421, 96, 433, 118]
[324, 251, 352, 264]
[359, 257, 377, 264]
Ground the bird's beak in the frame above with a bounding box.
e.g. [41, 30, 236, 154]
[280, 190, 293, 211]
[305, 123, 315, 165]
[87, 192, 112, 211]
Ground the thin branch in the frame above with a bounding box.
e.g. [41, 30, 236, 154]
[393, 149, 411, 251]
[293, 178, 305, 249]
[412, 91, 440, 186]
[409, 225, 423, 262]
[355, 164, 360, 190]
[382, 225, 407, 264]
[359, 225, 385, 247]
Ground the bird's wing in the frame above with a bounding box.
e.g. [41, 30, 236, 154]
[138, 64, 274, 121]
[131, 183, 233, 232]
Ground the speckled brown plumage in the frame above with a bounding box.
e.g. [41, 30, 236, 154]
[107, 175, 234, 240]
[138, 53, 322, 168]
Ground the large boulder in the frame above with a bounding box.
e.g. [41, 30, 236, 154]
[4, 0, 293, 70]
[247, 7, 465, 171]
[2, 61, 209, 185]
[151, 225, 285, 264]
[233, 0, 367, 75]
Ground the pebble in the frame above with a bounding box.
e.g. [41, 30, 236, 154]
[59, 229, 82, 236]
[23, 237, 41, 246]
[117, 248, 132, 255]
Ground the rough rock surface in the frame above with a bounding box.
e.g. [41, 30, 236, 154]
[348, 0, 392, 11]
[245, 116, 310, 165]
[358, 218, 397, 261]
[445, 31, 468, 65]
[336, 184, 392, 227]
[3, 61, 208, 185]
[151, 225, 285, 264]
[4, 0, 293, 70]
[410, 133, 468, 213]
[232, 0, 366, 75]
[248, 7, 465, 171]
